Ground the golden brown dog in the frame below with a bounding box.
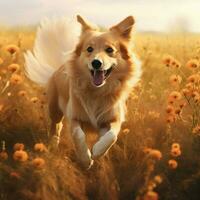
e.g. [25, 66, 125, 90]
[25, 15, 141, 168]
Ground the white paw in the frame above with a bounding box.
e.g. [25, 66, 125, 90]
[92, 131, 117, 159]
[78, 149, 94, 169]
[92, 143, 104, 159]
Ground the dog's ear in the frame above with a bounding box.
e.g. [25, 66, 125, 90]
[110, 16, 135, 40]
[119, 43, 130, 60]
[77, 15, 97, 33]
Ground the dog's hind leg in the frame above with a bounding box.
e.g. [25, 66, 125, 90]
[48, 101, 64, 149]
[92, 121, 121, 159]
[49, 120, 63, 147]
[47, 78, 64, 149]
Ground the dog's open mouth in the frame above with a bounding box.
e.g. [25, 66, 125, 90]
[90, 67, 113, 87]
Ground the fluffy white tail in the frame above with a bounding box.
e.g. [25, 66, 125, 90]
[24, 17, 80, 85]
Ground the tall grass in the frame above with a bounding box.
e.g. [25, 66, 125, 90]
[0, 29, 200, 200]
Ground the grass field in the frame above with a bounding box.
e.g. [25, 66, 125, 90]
[0, 28, 200, 200]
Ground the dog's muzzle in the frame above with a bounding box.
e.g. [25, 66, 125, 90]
[90, 59, 113, 87]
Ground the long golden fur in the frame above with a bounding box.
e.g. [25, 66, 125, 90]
[25, 15, 142, 168]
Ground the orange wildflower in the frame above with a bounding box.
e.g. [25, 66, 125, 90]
[169, 74, 182, 85]
[34, 143, 47, 152]
[32, 157, 45, 169]
[10, 171, 21, 179]
[168, 159, 178, 169]
[162, 55, 174, 66]
[171, 59, 181, 68]
[143, 147, 152, 154]
[7, 63, 20, 73]
[122, 128, 130, 135]
[13, 143, 25, 151]
[149, 149, 162, 160]
[154, 175, 163, 184]
[10, 74, 23, 85]
[187, 74, 200, 84]
[182, 88, 190, 96]
[175, 61, 181, 68]
[30, 97, 39, 103]
[166, 115, 176, 124]
[172, 143, 180, 150]
[18, 90, 27, 97]
[147, 182, 156, 191]
[166, 105, 174, 114]
[179, 101, 186, 109]
[0, 151, 8, 161]
[5, 44, 19, 54]
[13, 150, 28, 162]
[186, 59, 199, 69]
[169, 91, 182, 101]
[171, 148, 181, 157]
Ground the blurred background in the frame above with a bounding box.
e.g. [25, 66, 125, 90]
[0, 0, 200, 32]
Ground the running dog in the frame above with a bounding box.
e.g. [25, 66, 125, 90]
[25, 15, 142, 168]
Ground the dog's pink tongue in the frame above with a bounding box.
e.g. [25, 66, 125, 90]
[93, 70, 104, 86]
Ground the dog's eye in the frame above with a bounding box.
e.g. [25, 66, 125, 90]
[105, 47, 114, 54]
[87, 46, 94, 53]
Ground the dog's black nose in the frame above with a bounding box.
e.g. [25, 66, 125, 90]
[91, 59, 102, 70]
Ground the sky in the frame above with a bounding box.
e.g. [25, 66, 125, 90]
[0, 0, 200, 32]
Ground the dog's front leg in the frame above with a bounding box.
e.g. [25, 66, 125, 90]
[92, 121, 121, 159]
[70, 120, 93, 169]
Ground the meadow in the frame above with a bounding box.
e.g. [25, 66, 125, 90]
[0, 27, 200, 200]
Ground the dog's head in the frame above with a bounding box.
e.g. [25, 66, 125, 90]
[74, 15, 135, 88]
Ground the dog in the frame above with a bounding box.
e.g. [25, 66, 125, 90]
[25, 15, 141, 168]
